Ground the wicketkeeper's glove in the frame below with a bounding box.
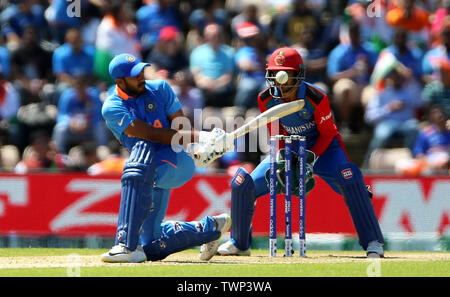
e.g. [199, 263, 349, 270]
[265, 149, 317, 197]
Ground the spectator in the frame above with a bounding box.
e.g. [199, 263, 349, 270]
[383, 29, 423, 80]
[94, 0, 141, 84]
[188, 0, 228, 35]
[386, 0, 430, 48]
[44, 0, 83, 44]
[186, 0, 228, 52]
[52, 76, 107, 154]
[171, 70, 204, 125]
[14, 130, 68, 173]
[430, 0, 450, 42]
[67, 141, 101, 171]
[422, 60, 450, 116]
[190, 23, 235, 107]
[292, 26, 328, 86]
[87, 140, 126, 176]
[231, 4, 267, 38]
[363, 68, 424, 166]
[411, 104, 449, 172]
[10, 26, 53, 105]
[422, 24, 450, 84]
[274, 0, 323, 46]
[327, 20, 377, 133]
[346, 0, 393, 52]
[0, 36, 11, 79]
[136, 0, 180, 54]
[0, 74, 21, 148]
[146, 26, 189, 79]
[52, 27, 95, 89]
[1, 0, 47, 48]
[233, 22, 268, 109]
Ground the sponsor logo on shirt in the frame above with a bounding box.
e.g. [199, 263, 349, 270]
[282, 121, 316, 134]
[320, 112, 332, 124]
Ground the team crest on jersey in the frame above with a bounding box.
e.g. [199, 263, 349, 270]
[126, 55, 135, 63]
[274, 52, 285, 66]
[299, 109, 311, 120]
[146, 101, 156, 112]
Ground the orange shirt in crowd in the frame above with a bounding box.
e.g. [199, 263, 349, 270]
[386, 7, 430, 32]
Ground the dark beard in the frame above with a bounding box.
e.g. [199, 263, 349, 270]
[124, 83, 146, 98]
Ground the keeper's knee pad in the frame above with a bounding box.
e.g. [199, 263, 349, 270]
[334, 162, 384, 249]
[230, 167, 255, 250]
[116, 141, 157, 251]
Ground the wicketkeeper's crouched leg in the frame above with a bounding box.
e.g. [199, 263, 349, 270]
[334, 162, 384, 250]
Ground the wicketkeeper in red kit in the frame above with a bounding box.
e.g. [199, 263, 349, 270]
[215, 47, 385, 258]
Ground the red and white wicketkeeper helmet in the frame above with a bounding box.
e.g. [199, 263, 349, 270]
[265, 47, 306, 98]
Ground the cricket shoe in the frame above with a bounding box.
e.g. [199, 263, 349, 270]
[101, 243, 147, 263]
[217, 240, 251, 256]
[366, 240, 384, 258]
[199, 213, 232, 261]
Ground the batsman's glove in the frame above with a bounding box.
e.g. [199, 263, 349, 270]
[187, 128, 235, 168]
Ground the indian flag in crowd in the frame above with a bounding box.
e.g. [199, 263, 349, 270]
[370, 50, 399, 90]
[94, 15, 141, 84]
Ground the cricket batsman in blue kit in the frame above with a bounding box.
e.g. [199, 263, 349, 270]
[100, 54, 233, 263]
[213, 48, 385, 258]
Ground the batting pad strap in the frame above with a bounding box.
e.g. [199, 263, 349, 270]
[116, 141, 156, 251]
[230, 167, 255, 251]
[334, 163, 384, 250]
[144, 229, 221, 261]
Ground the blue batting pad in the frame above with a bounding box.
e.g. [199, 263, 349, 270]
[115, 141, 157, 251]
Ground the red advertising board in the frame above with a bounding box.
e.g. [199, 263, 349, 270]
[0, 173, 448, 237]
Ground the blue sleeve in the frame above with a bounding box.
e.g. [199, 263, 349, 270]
[327, 47, 341, 77]
[235, 48, 250, 64]
[422, 52, 433, 75]
[52, 47, 65, 75]
[56, 90, 73, 124]
[223, 47, 236, 74]
[189, 48, 202, 71]
[412, 130, 429, 157]
[101, 96, 136, 140]
[158, 80, 182, 116]
[89, 88, 103, 124]
[0, 48, 11, 78]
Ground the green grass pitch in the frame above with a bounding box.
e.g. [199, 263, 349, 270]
[0, 248, 448, 277]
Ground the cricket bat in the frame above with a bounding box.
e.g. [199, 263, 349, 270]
[229, 99, 305, 140]
[193, 99, 306, 159]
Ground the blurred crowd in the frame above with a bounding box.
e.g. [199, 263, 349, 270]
[0, 0, 448, 176]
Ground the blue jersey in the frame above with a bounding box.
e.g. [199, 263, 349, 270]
[102, 79, 182, 165]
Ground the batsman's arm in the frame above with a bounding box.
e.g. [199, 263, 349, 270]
[124, 109, 200, 146]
